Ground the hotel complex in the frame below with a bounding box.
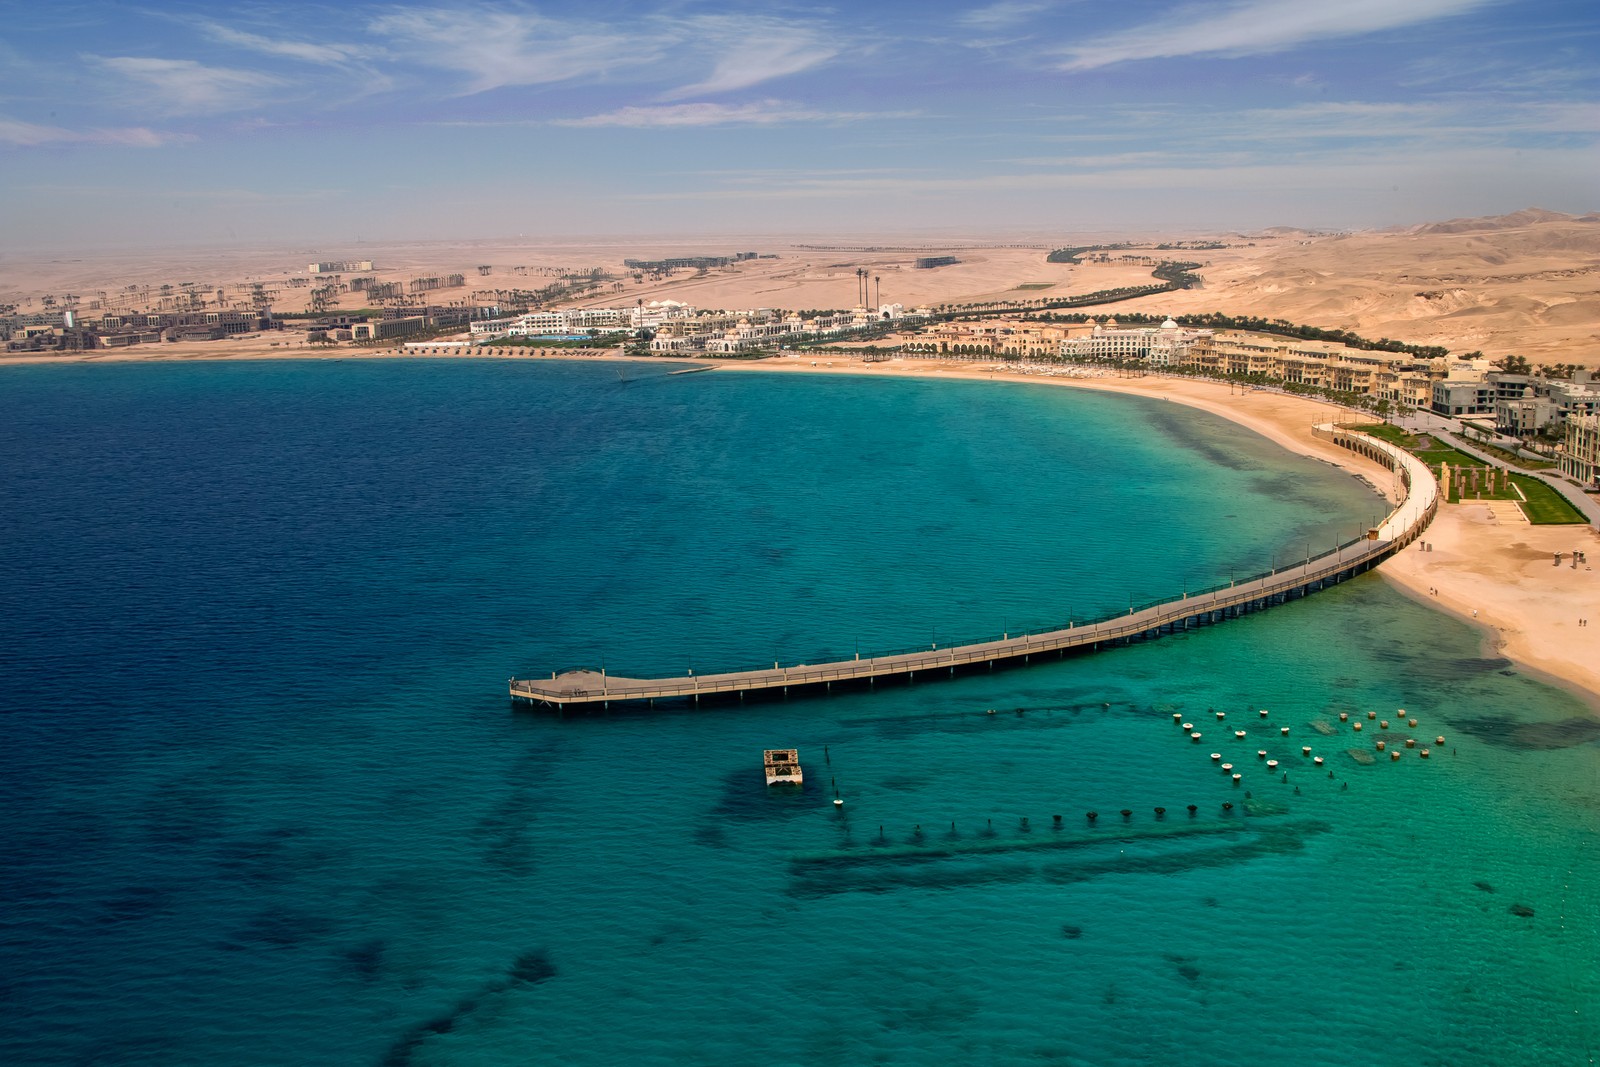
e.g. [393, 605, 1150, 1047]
[902, 315, 1600, 437]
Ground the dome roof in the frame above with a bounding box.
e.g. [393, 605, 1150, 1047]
[1162, 317, 1179, 329]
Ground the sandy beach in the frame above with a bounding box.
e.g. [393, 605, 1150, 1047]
[720, 355, 1600, 708]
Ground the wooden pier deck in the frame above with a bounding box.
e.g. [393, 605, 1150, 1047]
[510, 426, 1437, 710]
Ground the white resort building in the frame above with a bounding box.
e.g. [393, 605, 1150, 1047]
[1057, 318, 1213, 366]
[470, 301, 696, 341]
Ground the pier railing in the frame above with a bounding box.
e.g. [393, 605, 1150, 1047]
[511, 426, 1437, 707]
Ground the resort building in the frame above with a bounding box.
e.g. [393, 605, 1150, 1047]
[1495, 386, 1561, 436]
[472, 302, 697, 341]
[1486, 371, 1600, 433]
[1432, 378, 1496, 417]
[896, 315, 1446, 410]
[649, 305, 927, 354]
[351, 317, 425, 342]
[1561, 414, 1600, 488]
[1057, 318, 1213, 366]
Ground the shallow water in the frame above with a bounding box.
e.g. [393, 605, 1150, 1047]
[1, 360, 1595, 1066]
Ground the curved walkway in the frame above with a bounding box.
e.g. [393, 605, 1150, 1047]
[510, 426, 1437, 709]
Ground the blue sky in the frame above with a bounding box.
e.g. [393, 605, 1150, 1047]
[2, 0, 1596, 248]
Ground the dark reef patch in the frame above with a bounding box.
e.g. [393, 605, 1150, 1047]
[509, 949, 557, 985]
[1165, 954, 1201, 983]
[224, 905, 337, 951]
[340, 938, 386, 982]
[381, 949, 556, 1066]
[1454, 714, 1600, 751]
[96, 884, 176, 926]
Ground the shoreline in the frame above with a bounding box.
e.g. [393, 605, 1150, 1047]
[9, 345, 1597, 706]
[718, 355, 1600, 709]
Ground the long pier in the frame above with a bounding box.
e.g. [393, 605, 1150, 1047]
[511, 426, 1437, 710]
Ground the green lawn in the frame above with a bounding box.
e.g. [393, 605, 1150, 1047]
[1348, 423, 1585, 522]
[1346, 423, 1419, 448]
[1456, 438, 1557, 470]
[1509, 474, 1589, 524]
[1013, 283, 1056, 291]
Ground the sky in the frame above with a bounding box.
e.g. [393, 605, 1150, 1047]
[2, 0, 1596, 248]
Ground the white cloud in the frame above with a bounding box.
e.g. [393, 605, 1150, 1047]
[0, 116, 183, 148]
[196, 21, 360, 65]
[956, 1, 1058, 30]
[369, 8, 657, 94]
[90, 56, 281, 114]
[663, 17, 838, 98]
[367, 7, 838, 100]
[554, 100, 903, 128]
[1055, 0, 1502, 71]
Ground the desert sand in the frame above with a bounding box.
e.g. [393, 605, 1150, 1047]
[6, 209, 1598, 365]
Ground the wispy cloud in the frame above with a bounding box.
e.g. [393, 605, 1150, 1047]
[89, 56, 281, 114]
[195, 20, 361, 65]
[663, 17, 838, 98]
[555, 100, 907, 128]
[366, 6, 838, 99]
[1055, 0, 1503, 71]
[624, 146, 1586, 201]
[369, 7, 657, 95]
[0, 116, 183, 148]
[956, 1, 1058, 30]
[1020, 99, 1600, 161]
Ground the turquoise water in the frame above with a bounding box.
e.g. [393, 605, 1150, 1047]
[1, 359, 1595, 1066]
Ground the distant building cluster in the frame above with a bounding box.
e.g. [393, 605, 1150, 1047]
[910, 314, 1600, 475]
[623, 254, 758, 272]
[308, 261, 374, 274]
[469, 301, 696, 341]
[1433, 369, 1600, 488]
[912, 316, 1446, 410]
[906, 317, 1216, 369]
[3, 308, 278, 352]
[1431, 371, 1599, 429]
[649, 304, 925, 354]
[311, 305, 498, 343]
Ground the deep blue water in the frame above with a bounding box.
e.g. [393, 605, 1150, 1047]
[1, 359, 1596, 1066]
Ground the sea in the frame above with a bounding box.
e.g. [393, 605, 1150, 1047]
[1, 358, 1595, 1067]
